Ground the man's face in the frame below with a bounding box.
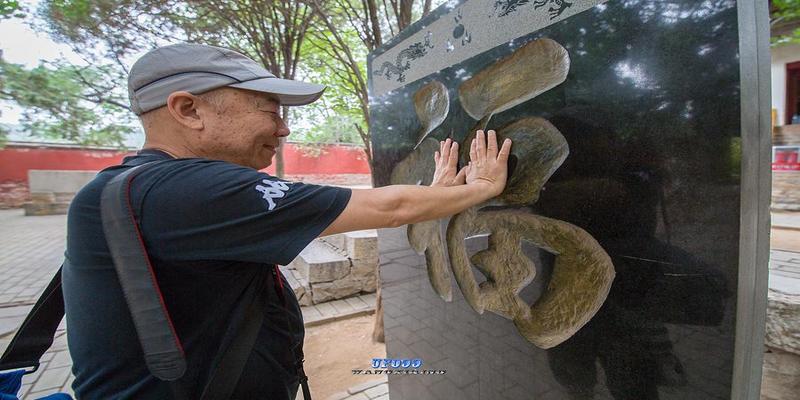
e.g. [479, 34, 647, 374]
[198, 88, 289, 170]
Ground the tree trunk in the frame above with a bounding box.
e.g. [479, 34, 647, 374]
[275, 142, 285, 178]
[276, 105, 291, 178]
[372, 286, 385, 343]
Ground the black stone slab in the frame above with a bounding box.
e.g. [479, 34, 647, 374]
[368, 1, 750, 399]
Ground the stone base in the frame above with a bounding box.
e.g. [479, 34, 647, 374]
[774, 124, 800, 146]
[766, 288, 800, 355]
[311, 279, 363, 303]
[762, 282, 800, 399]
[24, 191, 77, 216]
[761, 348, 800, 400]
[283, 230, 379, 305]
[773, 171, 800, 212]
[0, 180, 29, 209]
[23, 202, 70, 216]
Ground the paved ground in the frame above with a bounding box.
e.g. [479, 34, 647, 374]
[772, 212, 800, 230]
[770, 250, 800, 295]
[1, 208, 798, 399]
[771, 212, 800, 296]
[324, 377, 389, 400]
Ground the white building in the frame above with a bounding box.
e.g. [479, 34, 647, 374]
[771, 43, 800, 128]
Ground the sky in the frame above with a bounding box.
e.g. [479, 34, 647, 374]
[1, 8, 85, 124]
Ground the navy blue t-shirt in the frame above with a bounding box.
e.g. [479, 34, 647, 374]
[62, 149, 351, 399]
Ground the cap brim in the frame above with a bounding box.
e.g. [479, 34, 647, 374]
[228, 77, 325, 106]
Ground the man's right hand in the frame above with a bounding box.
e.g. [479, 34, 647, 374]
[465, 129, 512, 199]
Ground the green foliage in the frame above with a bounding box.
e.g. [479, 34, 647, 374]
[0, 58, 135, 147]
[772, 0, 800, 46]
[0, 0, 25, 19]
[291, 112, 363, 144]
[40, 0, 185, 61]
[291, 18, 368, 146]
[0, 124, 7, 146]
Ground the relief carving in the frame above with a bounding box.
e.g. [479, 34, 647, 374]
[447, 208, 614, 349]
[390, 38, 615, 348]
[391, 80, 453, 301]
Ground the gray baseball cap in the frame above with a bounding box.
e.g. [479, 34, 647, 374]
[128, 43, 326, 115]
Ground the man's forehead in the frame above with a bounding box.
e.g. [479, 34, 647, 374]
[251, 92, 281, 107]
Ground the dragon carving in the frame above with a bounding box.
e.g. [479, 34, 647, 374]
[495, 0, 573, 19]
[372, 32, 434, 83]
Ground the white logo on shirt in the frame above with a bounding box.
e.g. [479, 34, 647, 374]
[255, 179, 291, 210]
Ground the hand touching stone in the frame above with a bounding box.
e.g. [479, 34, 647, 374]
[430, 138, 467, 187]
[465, 130, 512, 198]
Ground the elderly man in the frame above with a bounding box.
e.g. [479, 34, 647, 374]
[62, 43, 511, 399]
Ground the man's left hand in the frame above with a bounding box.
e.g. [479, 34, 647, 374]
[430, 138, 467, 187]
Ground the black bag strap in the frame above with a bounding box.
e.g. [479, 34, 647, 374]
[0, 266, 64, 374]
[101, 163, 187, 381]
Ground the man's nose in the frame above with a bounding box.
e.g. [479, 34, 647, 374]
[275, 119, 290, 137]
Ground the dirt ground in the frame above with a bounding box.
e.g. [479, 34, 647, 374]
[771, 227, 800, 252]
[302, 314, 386, 399]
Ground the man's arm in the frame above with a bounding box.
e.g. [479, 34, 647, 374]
[320, 130, 511, 236]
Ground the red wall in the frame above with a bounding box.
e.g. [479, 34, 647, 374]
[0, 142, 371, 183]
[264, 143, 371, 175]
[0, 145, 132, 181]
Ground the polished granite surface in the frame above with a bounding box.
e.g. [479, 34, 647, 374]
[368, 0, 740, 398]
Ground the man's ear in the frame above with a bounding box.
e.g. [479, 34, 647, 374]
[166, 91, 205, 130]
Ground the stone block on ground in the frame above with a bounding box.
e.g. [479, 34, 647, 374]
[311, 278, 362, 304]
[354, 273, 378, 293]
[761, 348, 800, 400]
[350, 257, 378, 293]
[29, 192, 56, 204]
[292, 241, 351, 283]
[344, 230, 378, 260]
[23, 202, 70, 216]
[24, 170, 95, 216]
[319, 234, 346, 253]
[280, 265, 312, 306]
[297, 293, 312, 308]
[772, 171, 800, 211]
[351, 258, 378, 277]
[53, 192, 76, 203]
[765, 288, 800, 355]
[28, 170, 96, 193]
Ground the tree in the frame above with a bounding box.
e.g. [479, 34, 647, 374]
[0, 0, 25, 19]
[771, 0, 800, 46]
[304, 0, 443, 178]
[39, 0, 315, 176]
[300, 0, 442, 343]
[0, 56, 135, 147]
[0, 1, 26, 144]
[288, 14, 368, 145]
[36, 0, 448, 175]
